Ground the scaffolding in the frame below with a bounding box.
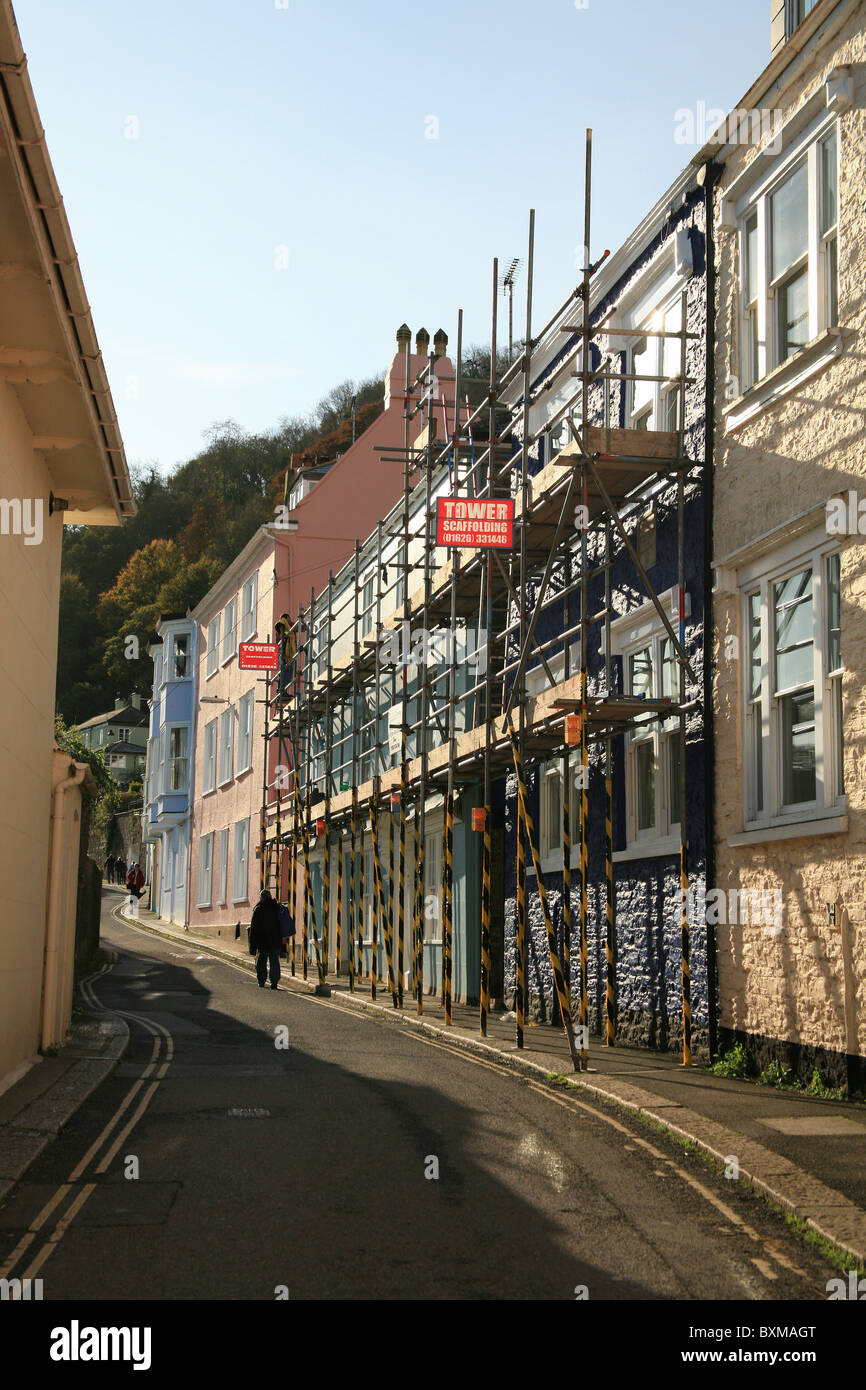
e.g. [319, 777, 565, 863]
[261, 130, 704, 1071]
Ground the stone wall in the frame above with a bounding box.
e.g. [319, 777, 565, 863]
[712, 2, 866, 1083]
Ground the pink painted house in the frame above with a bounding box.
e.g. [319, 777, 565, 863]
[186, 327, 454, 932]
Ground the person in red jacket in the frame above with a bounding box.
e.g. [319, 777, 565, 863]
[126, 862, 145, 899]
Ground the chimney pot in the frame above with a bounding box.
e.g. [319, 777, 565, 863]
[415, 327, 430, 355]
[433, 328, 448, 357]
[396, 323, 411, 349]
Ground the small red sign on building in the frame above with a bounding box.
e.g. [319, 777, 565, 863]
[239, 641, 279, 671]
[436, 497, 514, 548]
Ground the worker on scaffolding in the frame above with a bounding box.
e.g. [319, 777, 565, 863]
[275, 612, 297, 697]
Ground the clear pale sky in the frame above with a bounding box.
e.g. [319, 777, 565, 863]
[15, 0, 768, 474]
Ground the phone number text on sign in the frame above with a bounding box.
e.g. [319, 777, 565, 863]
[436, 498, 514, 548]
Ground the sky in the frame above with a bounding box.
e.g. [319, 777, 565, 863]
[14, 0, 769, 475]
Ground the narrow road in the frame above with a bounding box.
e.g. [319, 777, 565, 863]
[0, 893, 837, 1300]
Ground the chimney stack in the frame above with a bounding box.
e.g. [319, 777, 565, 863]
[434, 329, 448, 357]
[396, 323, 411, 353]
[415, 327, 430, 357]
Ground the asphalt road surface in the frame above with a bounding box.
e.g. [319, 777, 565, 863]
[0, 895, 838, 1301]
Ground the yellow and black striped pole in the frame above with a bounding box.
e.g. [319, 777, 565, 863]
[561, 752, 572, 1007]
[509, 725, 580, 1071]
[358, 798, 367, 991]
[442, 789, 454, 1025]
[348, 797, 357, 992]
[516, 792, 526, 1050]
[387, 798, 394, 988]
[480, 808, 491, 1037]
[579, 674, 589, 1069]
[397, 790, 406, 1008]
[605, 749, 615, 1047]
[322, 813, 330, 982]
[369, 795, 378, 999]
[415, 805, 424, 1014]
[371, 796, 399, 1007]
[336, 823, 343, 983]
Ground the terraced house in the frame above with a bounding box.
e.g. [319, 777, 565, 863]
[708, 0, 865, 1088]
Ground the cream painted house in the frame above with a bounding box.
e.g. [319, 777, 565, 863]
[0, 1, 134, 1092]
[708, 0, 864, 1088]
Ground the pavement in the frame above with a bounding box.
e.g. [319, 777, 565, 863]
[0, 958, 128, 1206]
[3, 882, 866, 1273]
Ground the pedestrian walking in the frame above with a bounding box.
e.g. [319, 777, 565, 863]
[116, 857, 127, 884]
[125, 862, 145, 899]
[249, 889, 281, 989]
[105, 854, 116, 884]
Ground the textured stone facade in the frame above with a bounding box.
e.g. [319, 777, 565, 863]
[712, 0, 866, 1086]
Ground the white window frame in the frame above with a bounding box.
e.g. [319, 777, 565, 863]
[206, 616, 221, 678]
[240, 573, 258, 643]
[738, 527, 843, 833]
[218, 706, 235, 787]
[203, 718, 217, 795]
[232, 819, 249, 903]
[610, 588, 687, 860]
[237, 690, 254, 774]
[222, 597, 237, 665]
[736, 117, 839, 393]
[171, 633, 190, 681]
[198, 832, 214, 908]
[218, 827, 229, 905]
[167, 724, 189, 792]
[626, 296, 684, 433]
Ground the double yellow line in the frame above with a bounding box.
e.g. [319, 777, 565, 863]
[0, 961, 173, 1289]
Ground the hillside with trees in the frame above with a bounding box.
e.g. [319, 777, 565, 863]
[56, 374, 385, 725]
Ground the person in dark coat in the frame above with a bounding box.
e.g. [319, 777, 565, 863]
[116, 857, 127, 884]
[249, 890, 281, 989]
[105, 854, 116, 884]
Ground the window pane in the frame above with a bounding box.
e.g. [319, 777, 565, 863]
[636, 742, 655, 831]
[776, 268, 809, 359]
[631, 335, 653, 418]
[744, 213, 758, 303]
[781, 690, 816, 804]
[774, 569, 813, 689]
[826, 234, 838, 326]
[748, 591, 762, 698]
[630, 646, 653, 700]
[833, 677, 844, 794]
[821, 131, 837, 235]
[663, 301, 682, 380]
[771, 161, 808, 281]
[662, 387, 680, 433]
[826, 552, 841, 671]
[751, 707, 763, 813]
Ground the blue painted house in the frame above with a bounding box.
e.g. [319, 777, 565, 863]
[141, 613, 198, 924]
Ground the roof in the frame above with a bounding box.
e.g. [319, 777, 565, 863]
[0, 1, 134, 525]
[75, 705, 148, 731]
[105, 740, 147, 756]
